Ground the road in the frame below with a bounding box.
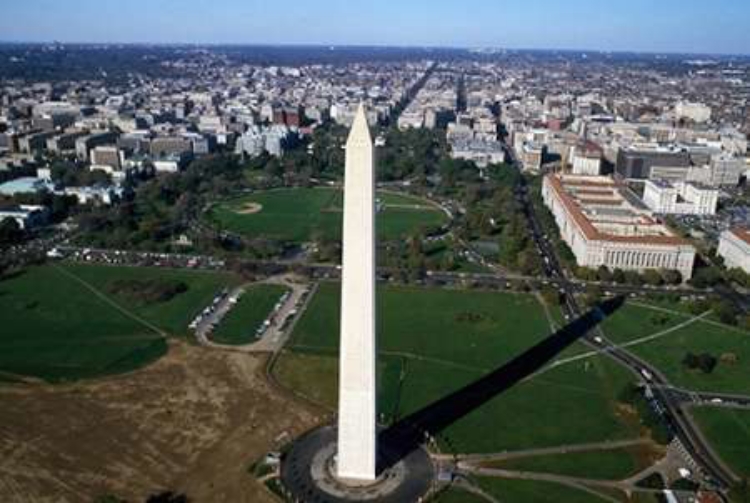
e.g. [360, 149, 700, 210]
[17, 181, 747, 491]
[193, 275, 310, 353]
[514, 174, 740, 490]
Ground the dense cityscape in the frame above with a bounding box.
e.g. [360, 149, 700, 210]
[1, 8, 750, 503]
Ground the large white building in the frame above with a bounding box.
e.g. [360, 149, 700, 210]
[642, 180, 718, 215]
[450, 139, 506, 167]
[570, 142, 603, 176]
[675, 102, 712, 123]
[718, 228, 750, 274]
[543, 174, 696, 280]
[90, 145, 124, 171]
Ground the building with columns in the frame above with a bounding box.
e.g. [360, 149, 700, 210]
[542, 174, 696, 280]
[718, 228, 750, 274]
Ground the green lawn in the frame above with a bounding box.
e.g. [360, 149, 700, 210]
[61, 263, 239, 336]
[487, 444, 660, 480]
[432, 488, 488, 503]
[0, 264, 237, 382]
[275, 283, 640, 454]
[691, 407, 750, 478]
[602, 303, 750, 395]
[600, 303, 687, 343]
[211, 284, 288, 345]
[207, 187, 448, 242]
[477, 477, 609, 503]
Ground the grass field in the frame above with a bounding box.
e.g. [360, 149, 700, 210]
[0, 264, 237, 381]
[275, 283, 640, 454]
[601, 303, 750, 395]
[432, 488, 488, 503]
[207, 187, 449, 242]
[691, 407, 750, 478]
[477, 477, 609, 503]
[487, 444, 661, 480]
[211, 284, 288, 345]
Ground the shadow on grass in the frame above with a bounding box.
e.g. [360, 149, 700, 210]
[0, 268, 27, 283]
[378, 296, 626, 472]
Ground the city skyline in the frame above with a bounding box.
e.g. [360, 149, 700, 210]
[1, 10, 750, 501]
[2, 0, 750, 56]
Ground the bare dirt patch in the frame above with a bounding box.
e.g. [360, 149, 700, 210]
[234, 202, 263, 215]
[0, 340, 324, 503]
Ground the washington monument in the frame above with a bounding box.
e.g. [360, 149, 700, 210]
[336, 103, 378, 482]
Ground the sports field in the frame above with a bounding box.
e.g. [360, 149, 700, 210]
[274, 283, 640, 454]
[206, 187, 449, 242]
[211, 284, 289, 345]
[601, 302, 750, 396]
[691, 407, 750, 478]
[0, 263, 237, 382]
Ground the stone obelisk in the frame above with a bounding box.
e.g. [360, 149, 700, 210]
[337, 103, 377, 482]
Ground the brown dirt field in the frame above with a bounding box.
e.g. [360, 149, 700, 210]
[234, 202, 263, 215]
[0, 340, 324, 503]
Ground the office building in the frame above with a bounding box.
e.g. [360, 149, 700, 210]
[643, 180, 718, 215]
[543, 174, 696, 279]
[718, 228, 750, 274]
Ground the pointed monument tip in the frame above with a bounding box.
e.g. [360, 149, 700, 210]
[348, 103, 372, 145]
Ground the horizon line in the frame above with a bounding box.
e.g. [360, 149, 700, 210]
[0, 40, 749, 59]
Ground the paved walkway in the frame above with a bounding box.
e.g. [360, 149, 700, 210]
[441, 438, 651, 463]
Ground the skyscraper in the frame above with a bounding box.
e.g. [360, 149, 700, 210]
[336, 103, 377, 482]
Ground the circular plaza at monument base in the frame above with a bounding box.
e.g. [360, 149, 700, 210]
[279, 425, 435, 503]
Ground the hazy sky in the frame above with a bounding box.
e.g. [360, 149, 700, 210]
[2, 0, 750, 55]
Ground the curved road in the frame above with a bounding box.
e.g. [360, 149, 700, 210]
[515, 175, 740, 490]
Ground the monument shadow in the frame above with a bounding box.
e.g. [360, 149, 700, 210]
[377, 295, 626, 472]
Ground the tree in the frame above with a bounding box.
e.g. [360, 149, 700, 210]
[440, 251, 458, 271]
[624, 270, 644, 286]
[518, 248, 542, 276]
[541, 286, 563, 306]
[0, 218, 24, 247]
[497, 222, 526, 268]
[661, 269, 682, 285]
[264, 157, 283, 179]
[597, 266, 613, 283]
[688, 299, 712, 315]
[575, 267, 598, 281]
[643, 269, 664, 286]
[584, 285, 603, 308]
[726, 268, 750, 289]
[612, 268, 627, 284]
[712, 299, 739, 326]
[682, 352, 718, 374]
[690, 267, 723, 289]
[406, 234, 427, 282]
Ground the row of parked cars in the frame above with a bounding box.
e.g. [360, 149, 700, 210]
[189, 288, 231, 331]
[49, 246, 226, 270]
[256, 290, 294, 339]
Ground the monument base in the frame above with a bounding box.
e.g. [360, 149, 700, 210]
[280, 426, 435, 502]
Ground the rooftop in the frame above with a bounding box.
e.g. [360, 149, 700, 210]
[546, 174, 690, 247]
[730, 228, 750, 246]
[0, 177, 52, 196]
